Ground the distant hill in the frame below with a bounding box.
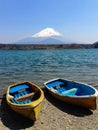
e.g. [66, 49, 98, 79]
[0, 43, 94, 50]
[93, 41, 98, 48]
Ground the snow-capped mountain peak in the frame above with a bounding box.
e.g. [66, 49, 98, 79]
[32, 28, 62, 38]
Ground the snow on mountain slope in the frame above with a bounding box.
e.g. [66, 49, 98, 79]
[32, 28, 62, 38]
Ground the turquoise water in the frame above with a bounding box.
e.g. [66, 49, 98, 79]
[0, 49, 98, 89]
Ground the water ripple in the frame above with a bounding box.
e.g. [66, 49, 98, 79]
[0, 49, 98, 89]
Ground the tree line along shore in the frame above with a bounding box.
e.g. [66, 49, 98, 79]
[0, 41, 98, 50]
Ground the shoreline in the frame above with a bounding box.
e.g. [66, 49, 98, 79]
[0, 85, 98, 130]
[0, 43, 94, 50]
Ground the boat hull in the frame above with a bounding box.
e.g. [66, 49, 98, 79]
[8, 101, 43, 120]
[6, 81, 44, 121]
[47, 88, 97, 110]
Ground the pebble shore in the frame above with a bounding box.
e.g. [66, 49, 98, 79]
[0, 86, 98, 130]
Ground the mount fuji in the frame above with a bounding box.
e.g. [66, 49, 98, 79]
[15, 28, 66, 44]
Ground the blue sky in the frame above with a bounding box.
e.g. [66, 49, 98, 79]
[0, 0, 98, 44]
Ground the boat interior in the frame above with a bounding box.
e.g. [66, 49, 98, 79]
[46, 79, 96, 96]
[9, 83, 40, 104]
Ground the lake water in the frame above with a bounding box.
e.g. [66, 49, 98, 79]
[0, 49, 98, 90]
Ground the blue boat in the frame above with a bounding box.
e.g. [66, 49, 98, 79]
[44, 78, 98, 110]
